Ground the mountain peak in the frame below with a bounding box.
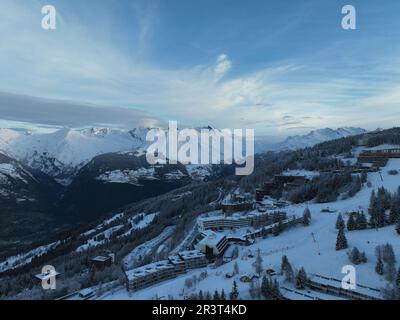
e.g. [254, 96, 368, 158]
[278, 127, 367, 151]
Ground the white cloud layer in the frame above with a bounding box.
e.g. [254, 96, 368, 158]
[1, 0, 400, 137]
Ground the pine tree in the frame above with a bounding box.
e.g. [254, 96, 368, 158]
[295, 267, 308, 289]
[336, 228, 348, 251]
[349, 247, 361, 264]
[389, 203, 400, 224]
[285, 262, 294, 282]
[303, 208, 311, 226]
[376, 257, 384, 275]
[386, 262, 397, 283]
[220, 289, 226, 300]
[229, 281, 239, 300]
[360, 251, 367, 264]
[254, 249, 263, 275]
[213, 289, 220, 300]
[261, 275, 269, 299]
[382, 243, 396, 265]
[249, 280, 256, 299]
[336, 214, 345, 230]
[396, 268, 400, 288]
[369, 190, 386, 228]
[396, 223, 400, 235]
[281, 255, 294, 282]
[205, 291, 211, 300]
[271, 279, 281, 300]
[233, 261, 239, 275]
[198, 290, 204, 300]
[355, 212, 368, 230]
[281, 255, 289, 274]
[347, 214, 356, 231]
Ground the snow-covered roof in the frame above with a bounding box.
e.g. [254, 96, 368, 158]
[198, 230, 226, 247]
[91, 255, 111, 262]
[125, 260, 175, 281]
[178, 250, 205, 260]
[79, 288, 94, 297]
[34, 270, 60, 280]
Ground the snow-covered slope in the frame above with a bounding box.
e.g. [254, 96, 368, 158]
[256, 127, 367, 153]
[0, 153, 51, 201]
[101, 157, 400, 300]
[0, 127, 150, 185]
[0, 127, 228, 185]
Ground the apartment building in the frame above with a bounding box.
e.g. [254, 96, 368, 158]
[125, 250, 207, 292]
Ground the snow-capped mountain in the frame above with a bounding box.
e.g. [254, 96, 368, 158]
[0, 152, 62, 241]
[256, 127, 367, 153]
[0, 127, 151, 185]
[0, 126, 236, 185]
[59, 151, 193, 222]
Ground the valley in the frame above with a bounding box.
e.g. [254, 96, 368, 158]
[1, 126, 400, 300]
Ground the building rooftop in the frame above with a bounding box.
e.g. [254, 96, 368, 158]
[198, 210, 269, 223]
[178, 250, 205, 260]
[91, 255, 111, 262]
[168, 254, 186, 265]
[79, 288, 94, 297]
[125, 260, 175, 281]
[34, 270, 60, 281]
[198, 230, 226, 247]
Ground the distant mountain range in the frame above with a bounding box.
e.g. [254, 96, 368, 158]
[0, 127, 235, 241]
[255, 127, 367, 153]
[0, 127, 150, 185]
[0, 126, 367, 184]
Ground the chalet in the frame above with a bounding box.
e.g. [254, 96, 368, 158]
[240, 273, 260, 283]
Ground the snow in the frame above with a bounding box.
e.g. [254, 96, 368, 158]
[0, 127, 149, 184]
[164, 170, 187, 181]
[76, 225, 124, 252]
[0, 241, 61, 273]
[281, 169, 319, 179]
[118, 212, 159, 239]
[123, 226, 176, 269]
[186, 165, 213, 181]
[102, 156, 400, 300]
[96, 168, 157, 185]
[263, 127, 366, 151]
[81, 213, 125, 237]
[0, 163, 28, 184]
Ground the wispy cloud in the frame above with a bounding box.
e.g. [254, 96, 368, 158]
[1, 0, 400, 137]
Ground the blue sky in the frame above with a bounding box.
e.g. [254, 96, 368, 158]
[0, 0, 400, 138]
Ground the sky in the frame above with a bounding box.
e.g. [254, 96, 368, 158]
[0, 0, 400, 139]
